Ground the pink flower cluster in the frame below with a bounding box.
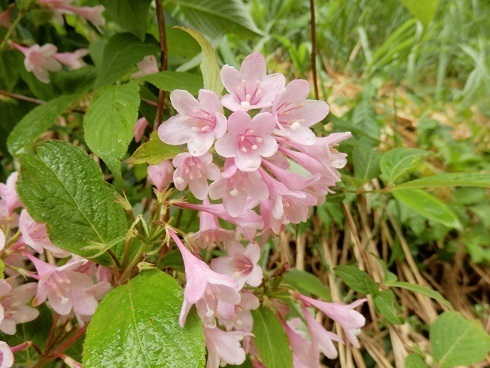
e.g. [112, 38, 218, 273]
[0, 172, 112, 367]
[150, 53, 365, 367]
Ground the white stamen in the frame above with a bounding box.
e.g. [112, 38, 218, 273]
[251, 145, 258, 150]
[192, 127, 200, 132]
[240, 101, 251, 109]
[233, 271, 242, 278]
[241, 147, 248, 152]
[230, 189, 240, 197]
[245, 94, 251, 102]
[256, 137, 262, 142]
[240, 136, 245, 141]
[291, 122, 301, 131]
[236, 319, 244, 327]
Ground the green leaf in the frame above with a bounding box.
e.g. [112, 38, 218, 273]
[334, 265, 379, 295]
[351, 100, 379, 141]
[144, 71, 203, 95]
[283, 269, 331, 301]
[175, 26, 223, 95]
[101, 0, 152, 41]
[399, 0, 440, 27]
[7, 94, 80, 156]
[352, 143, 382, 182]
[83, 270, 205, 368]
[386, 281, 452, 309]
[84, 82, 140, 183]
[430, 311, 490, 367]
[17, 141, 128, 265]
[392, 173, 490, 190]
[252, 307, 293, 368]
[380, 148, 431, 186]
[168, 0, 262, 39]
[405, 354, 428, 368]
[126, 132, 183, 165]
[392, 189, 462, 230]
[373, 290, 403, 324]
[95, 33, 159, 88]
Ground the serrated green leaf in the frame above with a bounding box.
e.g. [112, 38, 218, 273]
[380, 148, 431, 186]
[17, 141, 128, 265]
[83, 270, 205, 368]
[101, 0, 152, 41]
[283, 269, 331, 301]
[405, 354, 428, 368]
[399, 0, 440, 27]
[386, 281, 452, 309]
[95, 33, 159, 88]
[126, 132, 182, 165]
[144, 71, 203, 95]
[334, 265, 379, 295]
[352, 100, 379, 140]
[352, 143, 381, 182]
[392, 189, 462, 230]
[7, 94, 80, 156]
[373, 290, 403, 324]
[252, 307, 293, 368]
[392, 173, 490, 190]
[84, 82, 140, 183]
[175, 27, 223, 95]
[430, 312, 490, 367]
[168, 0, 262, 39]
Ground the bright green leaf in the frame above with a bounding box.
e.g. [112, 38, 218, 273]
[334, 265, 379, 295]
[252, 307, 293, 368]
[380, 148, 431, 185]
[353, 143, 382, 182]
[386, 281, 452, 309]
[83, 270, 205, 368]
[144, 71, 203, 95]
[7, 94, 80, 156]
[399, 0, 440, 27]
[95, 33, 159, 88]
[175, 26, 223, 95]
[430, 311, 490, 367]
[392, 173, 490, 190]
[101, 0, 152, 41]
[126, 132, 183, 165]
[405, 354, 428, 368]
[17, 141, 128, 266]
[84, 82, 140, 183]
[352, 100, 379, 141]
[283, 269, 331, 301]
[373, 290, 403, 324]
[392, 189, 462, 229]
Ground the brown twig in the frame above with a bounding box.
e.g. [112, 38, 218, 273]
[309, 0, 319, 99]
[154, 0, 168, 130]
[0, 90, 86, 114]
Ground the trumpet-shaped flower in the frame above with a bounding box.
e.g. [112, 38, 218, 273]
[52, 48, 89, 69]
[190, 198, 233, 247]
[0, 172, 22, 216]
[169, 230, 240, 328]
[0, 341, 13, 368]
[221, 53, 285, 111]
[215, 111, 278, 172]
[204, 327, 247, 368]
[132, 55, 159, 78]
[10, 42, 61, 83]
[133, 117, 149, 143]
[147, 160, 173, 192]
[159, 89, 227, 157]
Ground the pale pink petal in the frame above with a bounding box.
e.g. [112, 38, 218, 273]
[158, 115, 193, 145]
[0, 341, 14, 367]
[220, 65, 242, 95]
[170, 89, 200, 116]
[240, 53, 266, 85]
[215, 134, 238, 158]
[0, 229, 5, 251]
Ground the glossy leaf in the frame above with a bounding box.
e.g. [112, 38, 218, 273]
[334, 265, 379, 295]
[283, 269, 331, 301]
[83, 270, 205, 368]
[352, 143, 382, 182]
[380, 148, 430, 185]
[95, 33, 159, 88]
[144, 71, 203, 95]
[430, 311, 489, 367]
[126, 132, 182, 165]
[386, 281, 452, 309]
[399, 0, 440, 27]
[252, 307, 293, 368]
[175, 26, 223, 95]
[392, 189, 462, 229]
[84, 82, 140, 182]
[17, 141, 127, 265]
[392, 173, 490, 190]
[7, 94, 80, 156]
[101, 0, 152, 41]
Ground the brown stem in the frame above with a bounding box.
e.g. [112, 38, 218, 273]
[309, 0, 319, 99]
[50, 324, 88, 356]
[154, 0, 168, 130]
[0, 90, 86, 114]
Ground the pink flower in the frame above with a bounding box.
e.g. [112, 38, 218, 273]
[221, 53, 285, 111]
[147, 160, 173, 192]
[0, 7, 11, 28]
[132, 55, 159, 78]
[297, 294, 367, 348]
[0, 230, 5, 251]
[269, 79, 329, 145]
[19, 210, 70, 258]
[211, 240, 262, 289]
[52, 48, 89, 69]
[172, 152, 220, 200]
[133, 117, 149, 143]
[9, 42, 61, 83]
[218, 291, 259, 332]
[189, 198, 233, 248]
[0, 172, 22, 216]
[159, 89, 227, 157]
[0, 341, 14, 368]
[281, 317, 318, 368]
[209, 160, 269, 217]
[0, 278, 39, 335]
[204, 327, 247, 368]
[215, 111, 278, 172]
[169, 230, 240, 328]
[52, 4, 105, 31]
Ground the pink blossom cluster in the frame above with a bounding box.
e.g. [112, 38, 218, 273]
[0, 172, 112, 367]
[148, 53, 365, 367]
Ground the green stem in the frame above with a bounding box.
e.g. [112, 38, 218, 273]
[0, 7, 26, 52]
